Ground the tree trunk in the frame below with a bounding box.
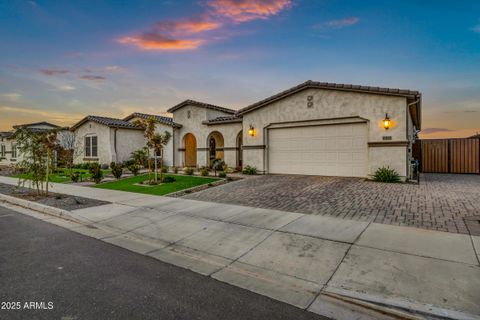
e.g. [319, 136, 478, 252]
[45, 152, 50, 196]
[154, 151, 158, 182]
[160, 148, 164, 183]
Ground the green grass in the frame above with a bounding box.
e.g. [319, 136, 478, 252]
[15, 168, 111, 183]
[94, 174, 220, 196]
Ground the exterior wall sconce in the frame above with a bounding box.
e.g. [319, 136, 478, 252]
[247, 125, 256, 137]
[382, 113, 392, 130]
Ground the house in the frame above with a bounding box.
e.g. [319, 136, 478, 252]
[71, 114, 180, 166]
[0, 121, 62, 166]
[168, 80, 421, 180]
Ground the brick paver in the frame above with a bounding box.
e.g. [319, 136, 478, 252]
[183, 174, 480, 234]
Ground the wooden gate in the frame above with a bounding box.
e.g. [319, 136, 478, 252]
[420, 139, 480, 174]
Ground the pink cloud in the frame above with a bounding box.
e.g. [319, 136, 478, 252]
[118, 34, 203, 51]
[208, 0, 292, 22]
[118, 0, 292, 51]
[314, 17, 360, 30]
[39, 69, 70, 76]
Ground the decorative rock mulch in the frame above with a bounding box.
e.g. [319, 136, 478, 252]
[0, 182, 108, 211]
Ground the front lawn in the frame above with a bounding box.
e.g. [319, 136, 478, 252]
[94, 174, 220, 196]
[15, 168, 111, 183]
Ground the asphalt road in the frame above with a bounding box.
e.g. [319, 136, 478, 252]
[0, 205, 328, 320]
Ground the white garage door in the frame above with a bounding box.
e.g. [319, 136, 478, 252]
[268, 123, 368, 177]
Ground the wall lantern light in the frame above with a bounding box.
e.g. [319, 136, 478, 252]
[382, 113, 392, 130]
[248, 125, 256, 137]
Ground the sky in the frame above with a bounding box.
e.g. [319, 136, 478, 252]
[0, 0, 479, 139]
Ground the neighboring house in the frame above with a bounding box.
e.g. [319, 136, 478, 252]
[0, 121, 62, 166]
[168, 80, 421, 180]
[71, 114, 180, 166]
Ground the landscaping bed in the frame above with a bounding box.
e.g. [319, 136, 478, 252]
[0, 182, 108, 211]
[94, 174, 223, 196]
[14, 168, 112, 184]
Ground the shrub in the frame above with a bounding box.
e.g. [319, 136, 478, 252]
[184, 167, 194, 175]
[373, 166, 401, 183]
[161, 166, 168, 173]
[173, 166, 179, 174]
[200, 167, 209, 176]
[123, 159, 135, 167]
[71, 171, 80, 183]
[242, 165, 257, 175]
[127, 164, 140, 176]
[111, 163, 123, 179]
[81, 162, 91, 170]
[163, 176, 176, 183]
[218, 171, 227, 178]
[88, 163, 103, 184]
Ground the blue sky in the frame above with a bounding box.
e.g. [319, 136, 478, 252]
[1, 0, 479, 137]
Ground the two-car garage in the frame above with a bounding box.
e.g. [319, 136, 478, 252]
[267, 122, 368, 177]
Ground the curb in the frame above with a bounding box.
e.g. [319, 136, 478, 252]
[0, 193, 85, 224]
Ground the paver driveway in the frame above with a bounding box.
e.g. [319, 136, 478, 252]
[183, 174, 480, 234]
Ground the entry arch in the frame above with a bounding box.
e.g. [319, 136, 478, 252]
[206, 131, 224, 167]
[183, 133, 197, 167]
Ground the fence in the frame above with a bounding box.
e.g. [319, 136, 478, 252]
[417, 138, 479, 174]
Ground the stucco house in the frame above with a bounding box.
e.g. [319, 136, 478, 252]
[168, 80, 421, 180]
[0, 121, 62, 166]
[71, 113, 180, 166]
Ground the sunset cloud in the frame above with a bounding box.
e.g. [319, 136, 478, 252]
[118, 34, 204, 50]
[79, 75, 106, 81]
[39, 69, 70, 76]
[207, 0, 292, 22]
[118, 0, 292, 51]
[314, 17, 360, 30]
[420, 128, 452, 135]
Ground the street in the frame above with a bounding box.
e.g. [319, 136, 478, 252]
[0, 205, 327, 320]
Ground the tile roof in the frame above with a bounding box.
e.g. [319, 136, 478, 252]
[237, 80, 421, 115]
[203, 115, 243, 125]
[0, 131, 13, 139]
[167, 99, 236, 114]
[13, 121, 60, 129]
[123, 112, 182, 127]
[71, 115, 143, 130]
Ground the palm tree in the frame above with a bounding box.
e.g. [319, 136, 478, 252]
[151, 131, 172, 182]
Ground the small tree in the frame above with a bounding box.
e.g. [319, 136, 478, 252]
[133, 117, 157, 184]
[151, 131, 171, 182]
[212, 158, 225, 177]
[131, 148, 147, 167]
[14, 127, 58, 196]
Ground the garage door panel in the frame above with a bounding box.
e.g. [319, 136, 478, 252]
[268, 123, 367, 177]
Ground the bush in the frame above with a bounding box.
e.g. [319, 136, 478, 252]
[218, 171, 227, 178]
[373, 166, 401, 183]
[127, 164, 140, 176]
[200, 167, 209, 176]
[163, 176, 176, 183]
[123, 159, 135, 167]
[161, 166, 168, 173]
[81, 162, 91, 170]
[111, 163, 123, 179]
[88, 163, 103, 184]
[184, 167, 194, 175]
[242, 165, 257, 175]
[173, 166, 178, 174]
[71, 171, 80, 182]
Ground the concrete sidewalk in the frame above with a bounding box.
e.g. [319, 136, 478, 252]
[1, 176, 479, 319]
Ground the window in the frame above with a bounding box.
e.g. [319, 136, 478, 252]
[11, 144, 16, 158]
[85, 136, 98, 157]
[187, 110, 191, 119]
[0, 145, 5, 158]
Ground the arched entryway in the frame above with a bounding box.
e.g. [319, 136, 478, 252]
[236, 131, 243, 168]
[183, 133, 197, 167]
[207, 131, 224, 167]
